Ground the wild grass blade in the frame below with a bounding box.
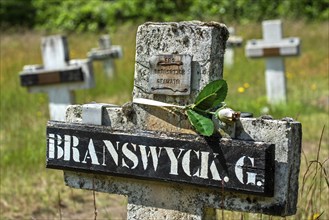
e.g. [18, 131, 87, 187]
[93, 177, 98, 220]
[58, 191, 62, 220]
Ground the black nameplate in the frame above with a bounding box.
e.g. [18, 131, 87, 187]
[20, 67, 84, 86]
[46, 121, 275, 196]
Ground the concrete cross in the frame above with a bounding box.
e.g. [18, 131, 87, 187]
[245, 20, 300, 104]
[87, 35, 123, 78]
[224, 27, 243, 68]
[20, 35, 94, 121]
[46, 22, 302, 219]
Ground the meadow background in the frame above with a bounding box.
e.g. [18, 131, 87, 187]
[1, 0, 328, 219]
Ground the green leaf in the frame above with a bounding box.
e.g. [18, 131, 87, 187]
[194, 79, 228, 110]
[186, 109, 214, 136]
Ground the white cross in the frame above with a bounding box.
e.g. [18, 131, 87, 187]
[20, 35, 94, 121]
[88, 35, 123, 78]
[225, 27, 243, 68]
[245, 20, 300, 104]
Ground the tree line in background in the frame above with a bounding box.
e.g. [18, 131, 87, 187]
[1, 0, 328, 32]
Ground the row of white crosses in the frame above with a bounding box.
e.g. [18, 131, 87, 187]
[20, 20, 300, 122]
[20, 35, 122, 121]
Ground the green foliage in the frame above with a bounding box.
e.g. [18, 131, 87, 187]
[135, 79, 228, 136]
[185, 79, 229, 136]
[188, 0, 329, 23]
[1, 0, 328, 31]
[0, 0, 36, 28]
[277, 0, 329, 20]
[194, 79, 227, 110]
[29, 0, 194, 32]
[186, 109, 214, 136]
[32, 0, 111, 32]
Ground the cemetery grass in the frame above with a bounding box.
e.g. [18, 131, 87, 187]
[1, 21, 328, 219]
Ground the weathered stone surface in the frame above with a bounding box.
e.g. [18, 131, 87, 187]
[65, 105, 302, 217]
[134, 21, 228, 100]
[132, 21, 229, 133]
[41, 35, 69, 69]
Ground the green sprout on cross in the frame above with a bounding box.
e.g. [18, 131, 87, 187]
[134, 79, 240, 136]
[185, 79, 240, 136]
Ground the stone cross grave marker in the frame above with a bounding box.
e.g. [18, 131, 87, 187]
[20, 35, 95, 121]
[45, 21, 302, 219]
[245, 20, 300, 104]
[224, 27, 243, 68]
[87, 35, 123, 78]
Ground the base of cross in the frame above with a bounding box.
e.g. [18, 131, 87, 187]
[64, 171, 220, 219]
[46, 104, 301, 218]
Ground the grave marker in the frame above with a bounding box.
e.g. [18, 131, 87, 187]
[245, 20, 300, 104]
[87, 35, 123, 78]
[19, 35, 94, 121]
[46, 21, 302, 219]
[225, 27, 243, 67]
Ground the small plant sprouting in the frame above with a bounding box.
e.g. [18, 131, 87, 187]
[134, 79, 240, 136]
[185, 79, 240, 136]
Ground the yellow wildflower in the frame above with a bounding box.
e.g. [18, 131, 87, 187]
[311, 83, 317, 91]
[37, 111, 43, 117]
[286, 72, 293, 79]
[238, 87, 245, 93]
[312, 213, 321, 220]
[243, 83, 250, 89]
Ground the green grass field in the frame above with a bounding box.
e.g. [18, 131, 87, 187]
[1, 21, 328, 219]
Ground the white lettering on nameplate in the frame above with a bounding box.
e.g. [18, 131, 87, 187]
[46, 121, 274, 196]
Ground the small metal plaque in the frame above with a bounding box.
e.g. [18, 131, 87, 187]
[149, 54, 192, 95]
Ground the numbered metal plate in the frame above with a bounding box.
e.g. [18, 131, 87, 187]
[148, 54, 192, 95]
